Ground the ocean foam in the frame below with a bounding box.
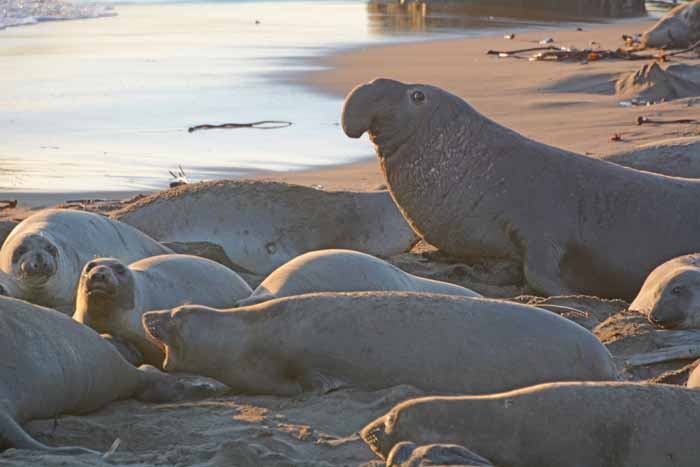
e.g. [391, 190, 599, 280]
[0, 0, 116, 31]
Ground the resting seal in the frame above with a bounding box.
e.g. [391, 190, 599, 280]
[362, 382, 700, 467]
[112, 180, 419, 276]
[0, 296, 221, 453]
[629, 253, 700, 329]
[143, 292, 616, 396]
[74, 254, 252, 365]
[342, 79, 700, 300]
[604, 136, 700, 178]
[387, 442, 494, 467]
[0, 209, 171, 309]
[236, 249, 479, 307]
[642, 0, 700, 49]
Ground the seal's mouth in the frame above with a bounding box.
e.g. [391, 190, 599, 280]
[86, 280, 116, 296]
[142, 311, 178, 370]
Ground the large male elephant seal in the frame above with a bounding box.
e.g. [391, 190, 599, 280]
[0, 209, 171, 309]
[629, 253, 700, 329]
[111, 180, 419, 276]
[143, 292, 616, 396]
[74, 254, 252, 365]
[342, 79, 700, 300]
[642, 0, 700, 49]
[361, 382, 700, 467]
[0, 296, 221, 453]
[236, 249, 479, 307]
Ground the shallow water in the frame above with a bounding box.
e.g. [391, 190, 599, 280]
[0, 0, 634, 193]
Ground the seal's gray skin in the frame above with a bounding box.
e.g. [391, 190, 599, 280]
[642, 0, 700, 49]
[686, 364, 700, 388]
[112, 180, 419, 276]
[362, 382, 700, 467]
[0, 209, 172, 309]
[74, 254, 252, 366]
[629, 253, 700, 329]
[342, 79, 700, 300]
[236, 249, 479, 307]
[0, 296, 217, 453]
[387, 442, 495, 467]
[143, 292, 617, 396]
[604, 137, 700, 178]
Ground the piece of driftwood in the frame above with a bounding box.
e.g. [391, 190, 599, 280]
[653, 329, 700, 348]
[626, 345, 700, 367]
[0, 200, 17, 210]
[637, 116, 700, 126]
[188, 121, 292, 133]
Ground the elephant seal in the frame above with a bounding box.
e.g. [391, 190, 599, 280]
[603, 136, 700, 178]
[342, 79, 700, 300]
[0, 209, 171, 309]
[0, 296, 222, 453]
[143, 292, 617, 396]
[112, 180, 419, 276]
[361, 382, 700, 467]
[74, 254, 252, 365]
[642, 0, 700, 49]
[387, 442, 494, 467]
[629, 253, 700, 329]
[236, 249, 479, 307]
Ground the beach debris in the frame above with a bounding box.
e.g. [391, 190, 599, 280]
[539, 37, 554, 44]
[622, 33, 642, 47]
[0, 200, 17, 210]
[637, 116, 700, 126]
[619, 98, 654, 107]
[169, 165, 190, 188]
[188, 120, 293, 133]
[103, 438, 122, 460]
[610, 133, 623, 142]
[626, 345, 700, 367]
[504, 33, 515, 40]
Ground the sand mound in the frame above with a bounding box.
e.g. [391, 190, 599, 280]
[603, 137, 700, 178]
[615, 62, 700, 103]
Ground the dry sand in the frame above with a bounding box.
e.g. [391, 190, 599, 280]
[3, 18, 700, 467]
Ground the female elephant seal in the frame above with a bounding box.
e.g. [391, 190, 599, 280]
[111, 180, 419, 276]
[641, 0, 700, 49]
[0, 296, 221, 453]
[629, 253, 700, 329]
[361, 382, 700, 467]
[342, 79, 700, 300]
[74, 254, 252, 365]
[143, 292, 616, 396]
[0, 209, 171, 309]
[236, 249, 479, 307]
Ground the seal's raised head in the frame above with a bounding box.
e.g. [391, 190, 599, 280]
[143, 306, 209, 372]
[7, 234, 59, 286]
[632, 267, 700, 329]
[74, 258, 135, 330]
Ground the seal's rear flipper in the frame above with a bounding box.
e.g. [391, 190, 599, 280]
[0, 410, 99, 455]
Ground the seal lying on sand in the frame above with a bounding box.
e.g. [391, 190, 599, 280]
[629, 253, 700, 329]
[143, 292, 616, 396]
[361, 382, 700, 467]
[342, 79, 700, 300]
[0, 296, 221, 453]
[236, 249, 479, 307]
[111, 180, 419, 276]
[387, 443, 495, 467]
[604, 136, 700, 178]
[74, 254, 252, 365]
[642, 0, 700, 49]
[0, 209, 171, 310]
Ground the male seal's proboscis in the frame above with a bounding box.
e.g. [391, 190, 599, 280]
[143, 292, 616, 396]
[362, 381, 700, 467]
[74, 254, 252, 366]
[0, 209, 172, 310]
[342, 78, 700, 300]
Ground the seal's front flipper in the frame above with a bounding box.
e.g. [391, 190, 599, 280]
[0, 410, 98, 455]
[135, 365, 229, 402]
[523, 239, 573, 296]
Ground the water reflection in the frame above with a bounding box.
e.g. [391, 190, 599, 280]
[367, 0, 649, 34]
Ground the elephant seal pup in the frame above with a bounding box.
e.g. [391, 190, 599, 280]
[74, 254, 252, 365]
[143, 292, 617, 396]
[342, 79, 700, 300]
[236, 249, 479, 307]
[387, 442, 495, 467]
[362, 382, 700, 467]
[603, 137, 700, 178]
[629, 253, 700, 329]
[112, 180, 419, 276]
[642, 0, 700, 49]
[0, 296, 222, 453]
[0, 209, 171, 309]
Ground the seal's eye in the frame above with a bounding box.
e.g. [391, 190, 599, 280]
[85, 262, 97, 274]
[45, 244, 58, 257]
[672, 286, 683, 295]
[411, 90, 425, 104]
